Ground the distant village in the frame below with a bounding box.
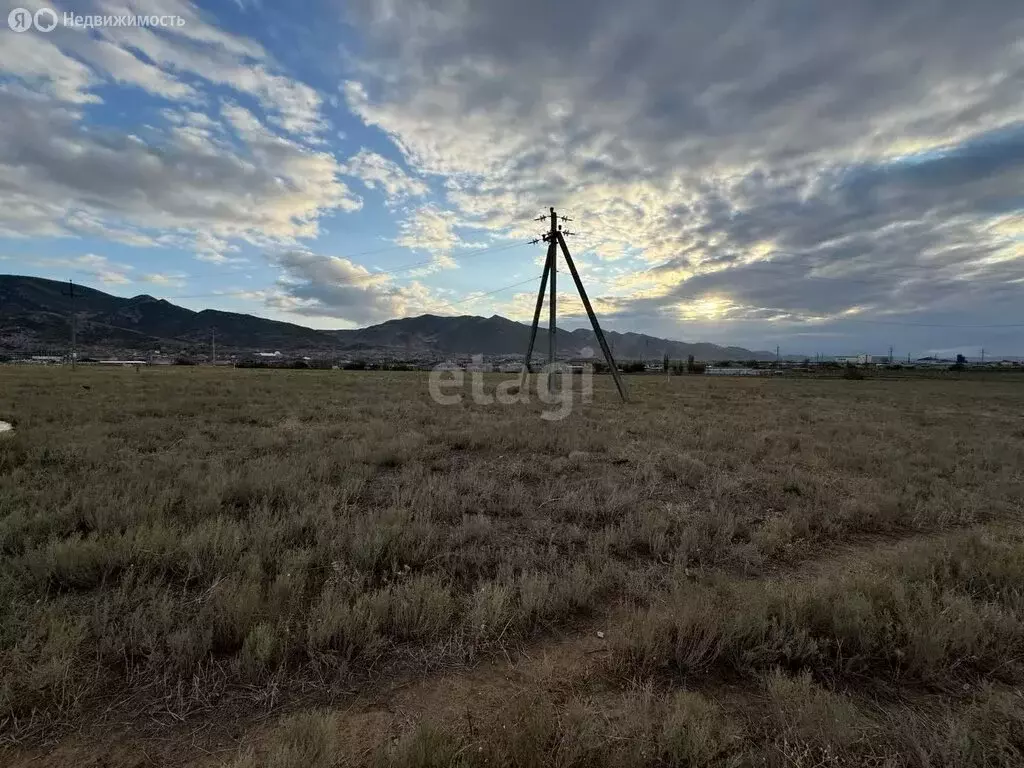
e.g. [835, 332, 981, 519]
[6, 349, 1023, 374]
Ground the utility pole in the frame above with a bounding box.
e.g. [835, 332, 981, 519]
[981, 348, 985, 364]
[61, 280, 77, 370]
[548, 207, 556, 375]
[523, 241, 552, 375]
[776, 345, 780, 364]
[889, 345, 894, 364]
[211, 327, 217, 365]
[522, 207, 627, 402]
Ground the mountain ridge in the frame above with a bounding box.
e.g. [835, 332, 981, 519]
[0, 275, 774, 360]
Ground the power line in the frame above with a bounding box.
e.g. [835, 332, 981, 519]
[431, 275, 546, 313]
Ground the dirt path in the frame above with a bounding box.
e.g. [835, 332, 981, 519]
[329, 627, 614, 765]
[3, 625, 614, 768]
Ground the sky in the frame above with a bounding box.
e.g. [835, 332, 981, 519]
[0, 0, 1021, 358]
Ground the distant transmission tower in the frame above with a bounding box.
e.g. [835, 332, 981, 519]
[521, 208, 627, 402]
[61, 280, 77, 370]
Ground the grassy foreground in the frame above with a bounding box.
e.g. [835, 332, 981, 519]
[0, 366, 1022, 765]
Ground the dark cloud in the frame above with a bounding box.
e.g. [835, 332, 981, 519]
[348, 0, 1023, 173]
[342, 1, 1023, 349]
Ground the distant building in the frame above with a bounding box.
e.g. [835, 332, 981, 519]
[256, 351, 282, 358]
[705, 367, 775, 376]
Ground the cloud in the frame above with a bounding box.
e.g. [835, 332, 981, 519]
[395, 205, 463, 271]
[193, 233, 248, 265]
[342, 149, 429, 203]
[103, 24, 325, 136]
[0, 86, 359, 245]
[0, 0, 355, 252]
[195, 252, 247, 265]
[342, 0, 1024, 345]
[68, 37, 199, 100]
[0, 31, 99, 104]
[268, 249, 448, 325]
[139, 273, 187, 288]
[621, 124, 1024, 322]
[2, 0, 319, 132]
[60, 211, 164, 248]
[4, 0, 1020, 351]
[27, 253, 134, 286]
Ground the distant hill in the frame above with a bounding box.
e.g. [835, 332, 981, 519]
[0, 275, 327, 355]
[325, 314, 772, 361]
[0, 275, 773, 361]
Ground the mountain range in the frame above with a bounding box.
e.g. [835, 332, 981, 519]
[0, 275, 773, 361]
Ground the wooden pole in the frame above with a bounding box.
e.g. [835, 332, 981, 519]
[556, 231, 628, 402]
[521, 207, 628, 403]
[521, 243, 554, 385]
[548, 207, 557, 370]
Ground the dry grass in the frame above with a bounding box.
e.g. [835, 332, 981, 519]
[613, 529, 1024, 686]
[372, 684, 746, 768]
[1, 366, 1022, 764]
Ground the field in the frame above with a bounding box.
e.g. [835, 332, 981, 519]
[1, 366, 1023, 766]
